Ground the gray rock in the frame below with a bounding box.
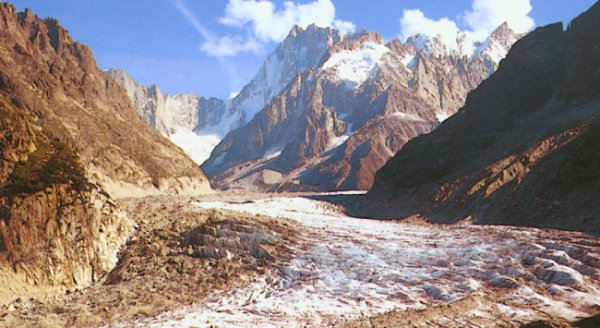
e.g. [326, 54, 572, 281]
[489, 277, 519, 289]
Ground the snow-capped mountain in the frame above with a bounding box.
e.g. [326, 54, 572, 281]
[109, 24, 342, 165]
[201, 23, 523, 191]
[111, 22, 522, 191]
[230, 24, 343, 125]
[108, 69, 226, 164]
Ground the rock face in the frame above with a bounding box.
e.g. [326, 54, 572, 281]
[365, 2, 600, 233]
[202, 24, 522, 191]
[0, 96, 134, 302]
[0, 4, 208, 303]
[107, 69, 227, 165]
[0, 4, 210, 197]
[109, 24, 341, 165]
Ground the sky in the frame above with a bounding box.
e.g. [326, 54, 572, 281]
[8, 0, 598, 99]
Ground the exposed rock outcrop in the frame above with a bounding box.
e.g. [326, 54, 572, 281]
[0, 3, 209, 304]
[0, 4, 210, 196]
[0, 96, 133, 303]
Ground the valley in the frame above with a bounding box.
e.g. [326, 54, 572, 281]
[3, 194, 598, 327]
[1, 1, 599, 327]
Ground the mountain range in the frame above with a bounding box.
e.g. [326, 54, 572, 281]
[1, 1, 599, 326]
[111, 22, 522, 191]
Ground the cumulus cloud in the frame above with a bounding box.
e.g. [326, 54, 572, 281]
[168, 0, 243, 87]
[399, 0, 534, 48]
[214, 0, 354, 55]
[463, 0, 534, 38]
[201, 36, 263, 57]
[400, 9, 461, 50]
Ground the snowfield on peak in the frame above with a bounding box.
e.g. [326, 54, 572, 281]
[135, 196, 600, 327]
[321, 42, 389, 88]
[169, 129, 221, 165]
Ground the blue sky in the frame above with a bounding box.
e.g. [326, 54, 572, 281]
[9, 0, 597, 99]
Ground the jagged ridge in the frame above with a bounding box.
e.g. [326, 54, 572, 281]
[201, 24, 522, 191]
[363, 2, 600, 233]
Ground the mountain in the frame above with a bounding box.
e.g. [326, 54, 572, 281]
[107, 69, 227, 165]
[109, 24, 342, 165]
[0, 3, 210, 303]
[201, 23, 522, 191]
[362, 2, 600, 233]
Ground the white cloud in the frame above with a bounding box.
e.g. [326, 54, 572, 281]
[400, 9, 461, 50]
[215, 0, 355, 55]
[168, 0, 243, 88]
[399, 0, 534, 50]
[463, 0, 534, 38]
[201, 36, 263, 57]
[333, 19, 357, 35]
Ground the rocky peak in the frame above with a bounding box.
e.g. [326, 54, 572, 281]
[473, 23, 521, 73]
[148, 83, 162, 99]
[288, 23, 340, 40]
[333, 30, 385, 51]
[567, 1, 600, 34]
[202, 21, 525, 191]
[230, 24, 343, 125]
[405, 33, 446, 56]
[0, 4, 210, 194]
[489, 22, 514, 40]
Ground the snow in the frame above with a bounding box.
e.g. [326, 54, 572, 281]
[327, 135, 349, 151]
[474, 39, 506, 64]
[199, 105, 241, 138]
[169, 129, 221, 165]
[486, 41, 509, 63]
[237, 90, 266, 126]
[391, 112, 424, 121]
[400, 53, 416, 71]
[408, 34, 431, 54]
[322, 42, 389, 88]
[262, 147, 284, 160]
[135, 196, 600, 327]
[264, 55, 285, 101]
[435, 110, 451, 122]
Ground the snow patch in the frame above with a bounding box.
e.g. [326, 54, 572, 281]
[169, 129, 221, 165]
[400, 53, 416, 71]
[327, 135, 349, 151]
[391, 112, 423, 121]
[322, 42, 389, 88]
[262, 147, 283, 160]
[435, 111, 451, 122]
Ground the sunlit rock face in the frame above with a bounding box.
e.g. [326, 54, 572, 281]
[200, 24, 521, 191]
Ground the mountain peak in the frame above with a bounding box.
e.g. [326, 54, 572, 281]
[229, 23, 343, 126]
[488, 22, 518, 43]
[567, 0, 600, 34]
[287, 23, 338, 39]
